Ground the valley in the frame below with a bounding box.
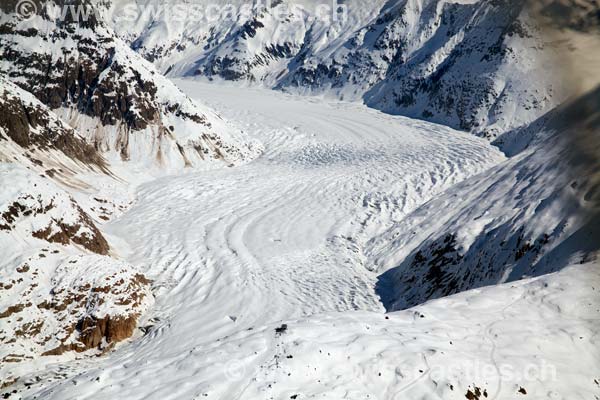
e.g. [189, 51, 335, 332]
[1, 1, 599, 399]
[5, 80, 598, 400]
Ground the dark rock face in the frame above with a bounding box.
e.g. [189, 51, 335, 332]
[0, 1, 162, 164]
[0, 80, 107, 169]
[0, 8, 161, 135]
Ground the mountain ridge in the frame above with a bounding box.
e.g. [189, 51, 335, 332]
[104, 0, 569, 142]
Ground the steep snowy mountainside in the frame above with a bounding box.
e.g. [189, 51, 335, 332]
[0, 74, 137, 221]
[369, 86, 600, 310]
[105, 0, 567, 139]
[106, 0, 378, 82]
[0, 1, 261, 171]
[361, 0, 559, 138]
[0, 82, 156, 368]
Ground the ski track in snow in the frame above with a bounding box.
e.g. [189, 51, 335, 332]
[20, 82, 598, 399]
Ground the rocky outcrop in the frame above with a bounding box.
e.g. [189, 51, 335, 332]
[0, 163, 109, 254]
[0, 146, 152, 389]
[30, 204, 110, 255]
[0, 253, 153, 365]
[76, 314, 139, 350]
[38, 271, 151, 355]
[0, 77, 107, 170]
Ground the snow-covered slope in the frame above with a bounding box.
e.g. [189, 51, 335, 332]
[0, 162, 154, 382]
[105, 0, 568, 138]
[0, 163, 109, 254]
[0, 1, 261, 171]
[8, 258, 599, 399]
[369, 85, 600, 310]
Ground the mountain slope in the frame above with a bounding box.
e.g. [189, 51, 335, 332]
[369, 85, 600, 310]
[0, 77, 109, 177]
[0, 161, 154, 379]
[0, 1, 261, 171]
[0, 80, 155, 371]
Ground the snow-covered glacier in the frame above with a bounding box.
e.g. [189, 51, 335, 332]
[0, 0, 598, 399]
